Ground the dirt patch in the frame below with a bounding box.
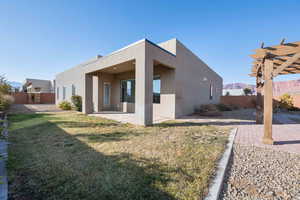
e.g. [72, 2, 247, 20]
[8, 104, 63, 114]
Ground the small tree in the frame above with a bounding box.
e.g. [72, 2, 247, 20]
[243, 88, 252, 96]
[279, 93, 294, 110]
[225, 91, 230, 96]
[0, 75, 12, 95]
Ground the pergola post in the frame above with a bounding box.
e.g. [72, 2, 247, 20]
[262, 59, 274, 145]
[256, 72, 263, 124]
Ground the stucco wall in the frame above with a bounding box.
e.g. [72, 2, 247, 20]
[55, 57, 100, 105]
[159, 39, 222, 117]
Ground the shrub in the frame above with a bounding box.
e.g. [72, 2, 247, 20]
[194, 104, 222, 116]
[71, 95, 82, 111]
[0, 75, 12, 94]
[0, 94, 14, 111]
[216, 103, 232, 111]
[196, 104, 218, 113]
[279, 94, 294, 110]
[243, 88, 253, 96]
[59, 101, 72, 110]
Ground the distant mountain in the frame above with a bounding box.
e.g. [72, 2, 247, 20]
[8, 81, 22, 89]
[273, 79, 300, 96]
[224, 79, 300, 96]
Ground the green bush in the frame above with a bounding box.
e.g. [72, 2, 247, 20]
[279, 94, 294, 110]
[59, 101, 72, 110]
[216, 103, 232, 111]
[0, 75, 12, 95]
[196, 104, 218, 113]
[0, 94, 14, 111]
[71, 95, 82, 111]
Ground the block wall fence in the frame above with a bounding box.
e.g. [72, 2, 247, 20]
[221, 95, 300, 108]
[11, 92, 55, 104]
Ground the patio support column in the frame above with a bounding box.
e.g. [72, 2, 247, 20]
[93, 75, 101, 112]
[256, 72, 263, 124]
[83, 74, 93, 114]
[135, 56, 153, 126]
[262, 59, 274, 145]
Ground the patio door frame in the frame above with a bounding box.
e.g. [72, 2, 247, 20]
[103, 82, 111, 107]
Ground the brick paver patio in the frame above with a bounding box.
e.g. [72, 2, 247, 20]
[177, 109, 300, 154]
[235, 124, 300, 154]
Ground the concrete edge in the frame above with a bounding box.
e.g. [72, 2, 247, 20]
[0, 114, 8, 200]
[204, 127, 237, 200]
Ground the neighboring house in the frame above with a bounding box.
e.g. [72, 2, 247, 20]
[55, 38, 222, 125]
[23, 78, 54, 93]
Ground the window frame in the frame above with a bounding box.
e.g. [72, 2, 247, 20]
[72, 84, 76, 96]
[120, 79, 135, 103]
[120, 77, 161, 104]
[63, 86, 66, 100]
[153, 76, 161, 104]
[209, 82, 213, 100]
[56, 87, 59, 100]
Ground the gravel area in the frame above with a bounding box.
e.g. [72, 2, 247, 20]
[220, 144, 300, 200]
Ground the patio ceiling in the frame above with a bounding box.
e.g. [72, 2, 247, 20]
[93, 60, 174, 75]
[99, 60, 135, 74]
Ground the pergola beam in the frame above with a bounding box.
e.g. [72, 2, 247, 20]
[272, 52, 300, 77]
[253, 41, 300, 59]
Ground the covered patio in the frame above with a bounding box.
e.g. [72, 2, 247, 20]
[82, 39, 177, 125]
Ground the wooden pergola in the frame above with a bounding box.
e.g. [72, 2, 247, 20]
[250, 39, 300, 145]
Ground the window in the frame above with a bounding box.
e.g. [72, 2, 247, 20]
[209, 82, 213, 100]
[34, 87, 41, 92]
[153, 76, 160, 104]
[121, 79, 135, 103]
[72, 84, 76, 96]
[63, 86, 66, 100]
[120, 77, 161, 104]
[57, 87, 59, 100]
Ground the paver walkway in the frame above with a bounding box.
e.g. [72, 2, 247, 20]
[0, 141, 8, 200]
[235, 112, 300, 154]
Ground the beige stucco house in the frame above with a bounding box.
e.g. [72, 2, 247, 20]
[55, 38, 222, 125]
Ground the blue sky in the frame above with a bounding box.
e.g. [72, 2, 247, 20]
[1, 0, 300, 84]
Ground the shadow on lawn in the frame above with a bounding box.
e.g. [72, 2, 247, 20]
[155, 121, 255, 128]
[8, 115, 176, 200]
[55, 120, 120, 128]
[8, 113, 52, 123]
[74, 131, 143, 143]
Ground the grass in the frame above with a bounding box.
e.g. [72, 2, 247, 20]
[7, 112, 230, 200]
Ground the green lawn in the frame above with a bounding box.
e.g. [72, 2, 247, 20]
[7, 112, 229, 200]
